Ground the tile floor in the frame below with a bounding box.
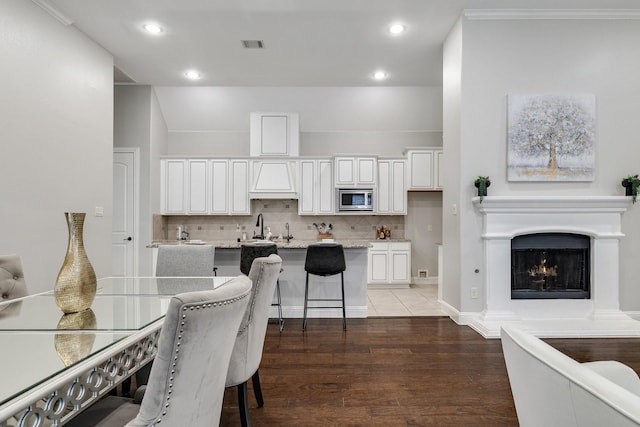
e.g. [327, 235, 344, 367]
[367, 284, 448, 317]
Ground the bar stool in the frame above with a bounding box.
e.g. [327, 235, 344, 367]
[302, 243, 347, 331]
[240, 242, 284, 331]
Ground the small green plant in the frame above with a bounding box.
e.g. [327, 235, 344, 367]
[622, 174, 640, 204]
[474, 176, 490, 202]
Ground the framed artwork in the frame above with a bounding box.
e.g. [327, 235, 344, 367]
[507, 94, 595, 181]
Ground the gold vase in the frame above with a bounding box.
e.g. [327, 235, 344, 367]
[54, 212, 97, 313]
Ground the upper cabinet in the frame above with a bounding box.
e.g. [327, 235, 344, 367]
[299, 159, 333, 215]
[377, 158, 406, 215]
[250, 112, 299, 157]
[161, 159, 249, 215]
[405, 148, 443, 191]
[334, 156, 377, 187]
[162, 159, 187, 214]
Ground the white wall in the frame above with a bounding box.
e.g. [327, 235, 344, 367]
[114, 86, 168, 275]
[0, 1, 113, 293]
[154, 86, 443, 156]
[442, 18, 463, 310]
[444, 14, 640, 313]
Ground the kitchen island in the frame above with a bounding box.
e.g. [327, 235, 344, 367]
[148, 239, 371, 319]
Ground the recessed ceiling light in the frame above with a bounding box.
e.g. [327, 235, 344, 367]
[389, 24, 405, 34]
[185, 70, 201, 80]
[143, 23, 163, 34]
[373, 71, 387, 81]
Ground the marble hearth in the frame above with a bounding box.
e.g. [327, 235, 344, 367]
[471, 196, 640, 338]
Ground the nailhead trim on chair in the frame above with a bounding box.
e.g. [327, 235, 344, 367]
[155, 293, 249, 424]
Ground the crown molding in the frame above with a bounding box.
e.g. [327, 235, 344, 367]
[31, 0, 74, 26]
[464, 9, 640, 20]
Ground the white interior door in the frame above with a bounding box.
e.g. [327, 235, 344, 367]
[112, 150, 137, 276]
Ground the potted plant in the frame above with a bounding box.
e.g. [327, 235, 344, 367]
[622, 174, 640, 204]
[474, 176, 491, 202]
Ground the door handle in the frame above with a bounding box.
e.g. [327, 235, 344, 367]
[123, 237, 132, 241]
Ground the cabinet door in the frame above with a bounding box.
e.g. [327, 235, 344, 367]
[163, 160, 186, 214]
[357, 157, 376, 186]
[408, 150, 434, 189]
[335, 157, 355, 186]
[377, 161, 391, 213]
[391, 160, 406, 214]
[298, 160, 315, 214]
[187, 160, 208, 214]
[368, 250, 389, 283]
[390, 251, 410, 283]
[210, 160, 229, 214]
[250, 112, 299, 156]
[229, 160, 250, 215]
[435, 150, 444, 190]
[390, 242, 411, 284]
[317, 159, 334, 214]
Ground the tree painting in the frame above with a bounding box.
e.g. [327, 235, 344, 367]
[508, 94, 595, 181]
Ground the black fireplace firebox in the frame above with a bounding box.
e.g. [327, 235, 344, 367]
[511, 233, 590, 299]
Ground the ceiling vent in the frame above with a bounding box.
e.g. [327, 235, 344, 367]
[241, 40, 265, 49]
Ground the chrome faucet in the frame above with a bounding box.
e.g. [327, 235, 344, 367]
[285, 222, 292, 243]
[254, 213, 264, 239]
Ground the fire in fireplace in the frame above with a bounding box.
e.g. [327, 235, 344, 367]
[511, 233, 590, 299]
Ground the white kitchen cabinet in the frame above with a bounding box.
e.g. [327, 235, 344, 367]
[377, 159, 406, 215]
[249, 112, 299, 157]
[334, 156, 377, 187]
[229, 160, 250, 215]
[161, 158, 250, 215]
[209, 160, 228, 214]
[187, 159, 209, 214]
[299, 159, 333, 215]
[406, 148, 443, 191]
[367, 241, 411, 288]
[162, 159, 186, 214]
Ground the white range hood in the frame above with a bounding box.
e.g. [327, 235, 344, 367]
[249, 112, 300, 199]
[249, 160, 298, 199]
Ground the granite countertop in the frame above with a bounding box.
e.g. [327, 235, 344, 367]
[146, 239, 386, 249]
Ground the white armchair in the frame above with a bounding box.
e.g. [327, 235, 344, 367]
[501, 325, 640, 427]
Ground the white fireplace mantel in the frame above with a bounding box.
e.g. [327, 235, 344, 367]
[470, 195, 640, 338]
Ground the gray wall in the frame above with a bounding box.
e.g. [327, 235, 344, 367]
[0, 1, 114, 293]
[443, 14, 640, 313]
[114, 86, 168, 275]
[155, 86, 443, 156]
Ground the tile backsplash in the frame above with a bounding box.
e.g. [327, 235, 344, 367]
[154, 200, 405, 242]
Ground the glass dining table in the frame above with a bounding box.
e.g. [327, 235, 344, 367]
[0, 276, 233, 427]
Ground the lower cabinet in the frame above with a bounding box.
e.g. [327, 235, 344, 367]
[367, 241, 411, 287]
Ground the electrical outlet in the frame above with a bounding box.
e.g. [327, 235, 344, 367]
[471, 287, 478, 299]
[427, 224, 433, 232]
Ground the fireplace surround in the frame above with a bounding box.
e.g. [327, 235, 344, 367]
[471, 196, 639, 338]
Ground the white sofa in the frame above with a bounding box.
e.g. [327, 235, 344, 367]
[501, 325, 640, 427]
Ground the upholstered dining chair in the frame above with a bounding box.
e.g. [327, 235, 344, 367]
[0, 254, 28, 302]
[226, 254, 282, 427]
[0, 254, 28, 318]
[155, 244, 217, 276]
[66, 275, 252, 427]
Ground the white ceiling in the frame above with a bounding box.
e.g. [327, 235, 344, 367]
[44, 0, 640, 87]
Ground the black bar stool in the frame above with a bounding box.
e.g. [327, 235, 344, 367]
[303, 243, 347, 331]
[240, 242, 284, 331]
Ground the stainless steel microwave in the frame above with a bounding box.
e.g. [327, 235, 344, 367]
[337, 188, 374, 212]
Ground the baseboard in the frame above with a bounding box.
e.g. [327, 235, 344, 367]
[411, 276, 438, 286]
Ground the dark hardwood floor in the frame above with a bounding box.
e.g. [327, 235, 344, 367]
[220, 317, 640, 427]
